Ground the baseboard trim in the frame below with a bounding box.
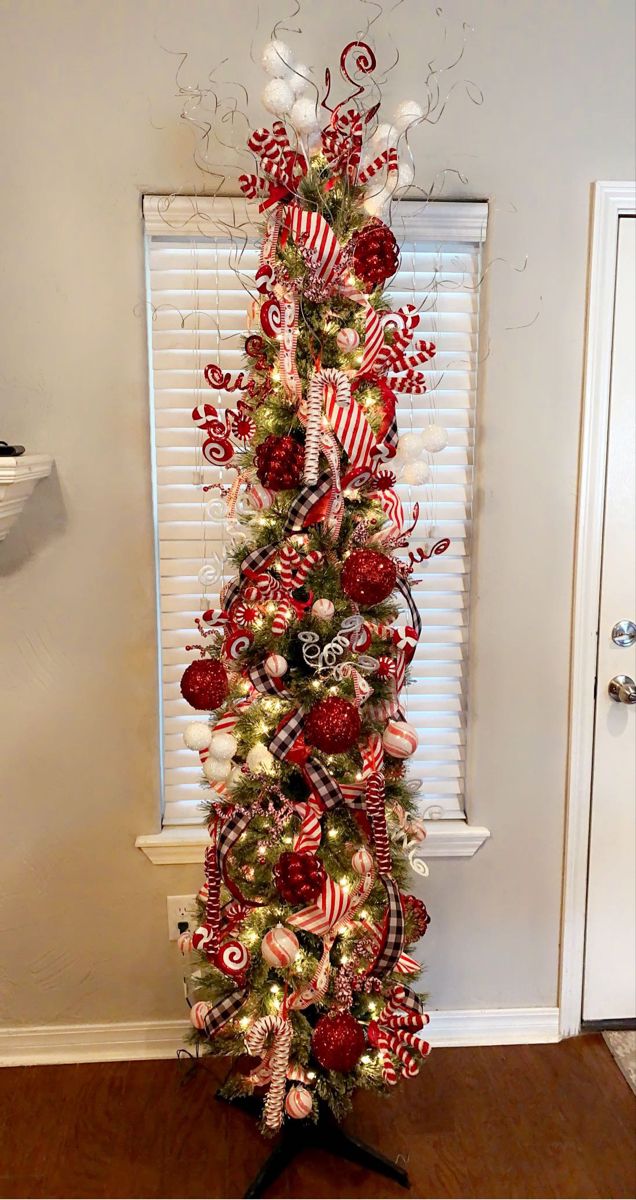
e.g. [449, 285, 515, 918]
[0, 1007, 560, 1067]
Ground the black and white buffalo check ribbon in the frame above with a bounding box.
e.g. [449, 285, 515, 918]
[371, 876, 405, 976]
[394, 575, 422, 639]
[249, 662, 291, 698]
[201, 987, 248, 1037]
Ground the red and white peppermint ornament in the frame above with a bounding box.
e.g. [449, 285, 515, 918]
[261, 924, 300, 968]
[351, 847, 374, 875]
[192, 923, 217, 954]
[375, 655, 395, 679]
[225, 630, 253, 659]
[215, 939, 250, 982]
[382, 719, 418, 759]
[190, 1001, 214, 1030]
[336, 327, 360, 352]
[285, 1085, 313, 1119]
[232, 601, 258, 628]
[248, 483, 274, 511]
[265, 654, 288, 678]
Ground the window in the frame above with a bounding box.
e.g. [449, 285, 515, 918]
[139, 195, 489, 861]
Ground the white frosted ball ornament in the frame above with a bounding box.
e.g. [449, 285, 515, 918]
[383, 719, 419, 759]
[183, 722, 212, 752]
[228, 765, 245, 789]
[393, 100, 424, 132]
[312, 598, 335, 621]
[261, 924, 300, 967]
[203, 756, 232, 783]
[372, 122, 397, 148]
[208, 731, 237, 760]
[421, 424, 449, 453]
[261, 39, 295, 78]
[402, 460, 431, 486]
[265, 654, 288, 678]
[290, 63, 310, 96]
[246, 743, 275, 774]
[397, 160, 415, 189]
[290, 96, 318, 133]
[398, 431, 424, 462]
[262, 78, 294, 116]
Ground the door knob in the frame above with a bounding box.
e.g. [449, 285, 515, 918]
[608, 675, 636, 704]
[611, 619, 636, 647]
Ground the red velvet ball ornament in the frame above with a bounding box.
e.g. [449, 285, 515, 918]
[311, 1012, 366, 1073]
[304, 697, 361, 754]
[403, 893, 431, 939]
[180, 658, 229, 711]
[351, 220, 400, 288]
[274, 851, 325, 905]
[255, 435, 304, 491]
[341, 549, 397, 606]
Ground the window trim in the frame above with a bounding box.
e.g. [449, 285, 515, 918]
[136, 194, 491, 863]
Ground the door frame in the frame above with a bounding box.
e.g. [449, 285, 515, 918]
[560, 181, 636, 1038]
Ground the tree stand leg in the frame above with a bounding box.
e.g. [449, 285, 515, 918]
[216, 1088, 409, 1198]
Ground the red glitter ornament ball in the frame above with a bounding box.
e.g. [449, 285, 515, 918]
[304, 697, 361, 754]
[180, 658, 229, 711]
[403, 893, 431, 939]
[311, 1012, 366, 1073]
[274, 851, 325, 905]
[351, 220, 399, 288]
[255, 435, 304, 491]
[341, 550, 397, 606]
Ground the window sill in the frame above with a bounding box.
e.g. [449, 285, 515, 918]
[135, 820, 490, 866]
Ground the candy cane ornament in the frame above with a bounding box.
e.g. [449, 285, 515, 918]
[244, 1015, 293, 1131]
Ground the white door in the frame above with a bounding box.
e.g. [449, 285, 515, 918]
[583, 216, 636, 1023]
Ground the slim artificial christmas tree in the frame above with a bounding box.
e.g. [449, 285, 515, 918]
[178, 36, 447, 1158]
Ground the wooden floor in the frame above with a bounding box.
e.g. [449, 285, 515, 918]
[0, 1035, 634, 1199]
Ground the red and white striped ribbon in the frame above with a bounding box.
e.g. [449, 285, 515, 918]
[287, 877, 354, 936]
[322, 372, 375, 469]
[285, 204, 344, 286]
[293, 801, 323, 854]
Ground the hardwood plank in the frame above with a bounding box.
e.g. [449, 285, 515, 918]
[0, 1036, 634, 1199]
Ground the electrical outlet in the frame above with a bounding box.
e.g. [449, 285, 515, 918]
[166, 894, 198, 941]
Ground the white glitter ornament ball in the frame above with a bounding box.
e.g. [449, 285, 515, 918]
[261, 924, 300, 967]
[351, 847, 374, 875]
[262, 78, 294, 116]
[261, 39, 295, 78]
[265, 654, 288, 678]
[285, 1085, 313, 1119]
[183, 722, 212, 751]
[209, 731, 237, 760]
[312, 598, 335, 621]
[397, 431, 424, 462]
[336, 327, 360, 352]
[383, 718, 419, 759]
[290, 63, 310, 96]
[246, 743, 275, 774]
[402, 460, 431, 486]
[203, 756, 232, 783]
[421, 424, 449, 453]
[372, 122, 397, 148]
[393, 100, 424, 132]
[290, 96, 318, 132]
[397, 159, 415, 188]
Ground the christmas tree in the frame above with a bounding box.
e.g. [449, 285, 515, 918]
[179, 38, 447, 1134]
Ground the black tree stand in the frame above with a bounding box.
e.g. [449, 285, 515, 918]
[216, 1088, 410, 1198]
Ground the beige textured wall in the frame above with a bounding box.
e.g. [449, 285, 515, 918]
[0, 0, 634, 1027]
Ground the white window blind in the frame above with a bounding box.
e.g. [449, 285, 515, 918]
[143, 196, 487, 829]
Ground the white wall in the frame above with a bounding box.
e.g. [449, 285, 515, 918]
[0, 0, 634, 1027]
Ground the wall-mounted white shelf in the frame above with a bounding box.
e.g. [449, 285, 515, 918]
[0, 454, 53, 541]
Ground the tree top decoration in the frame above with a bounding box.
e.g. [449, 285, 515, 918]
[178, 32, 451, 1135]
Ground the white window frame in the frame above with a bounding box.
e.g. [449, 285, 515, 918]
[137, 195, 490, 864]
